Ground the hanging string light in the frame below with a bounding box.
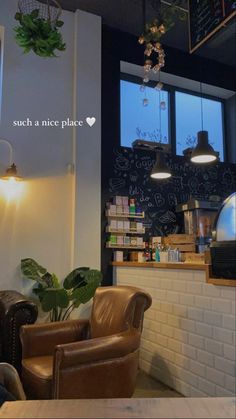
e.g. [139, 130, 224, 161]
[139, 0, 166, 85]
[139, 0, 186, 88]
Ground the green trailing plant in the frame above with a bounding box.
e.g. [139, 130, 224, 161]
[14, 9, 66, 57]
[139, 0, 186, 45]
[21, 258, 102, 321]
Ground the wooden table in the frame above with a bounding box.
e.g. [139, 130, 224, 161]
[0, 398, 235, 418]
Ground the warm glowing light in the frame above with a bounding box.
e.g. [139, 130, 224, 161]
[0, 178, 24, 201]
[191, 155, 217, 163]
[151, 172, 172, 179]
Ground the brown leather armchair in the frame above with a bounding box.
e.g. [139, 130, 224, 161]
[0, 291, 38, 374]
[20, 286, 151, 399]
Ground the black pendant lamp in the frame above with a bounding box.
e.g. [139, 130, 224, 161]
[191, 131, 217, 164]
[191, 83, 217, 164]
[151, 151, 172, 179]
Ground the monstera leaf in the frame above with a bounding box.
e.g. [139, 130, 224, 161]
[71, 270, 102, 307]
[63, 267, 90, 290]
[21, 258, 53, 286]
[40, 288, 69, 312]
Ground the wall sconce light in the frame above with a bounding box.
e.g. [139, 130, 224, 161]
[0, 139, 22, 182]
[0, 139, 23, 200]
[151, 150, 172, 180]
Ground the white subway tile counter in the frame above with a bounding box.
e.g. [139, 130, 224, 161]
[113, 263, 236, 397]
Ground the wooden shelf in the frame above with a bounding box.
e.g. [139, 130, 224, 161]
[206, 266, 236, 287]
[112, 261, 209, 270]
[106, 227, 145, 235]
[206, 277, 236, 287]
[106, 244, 145, 250]
[106, 211, 144, 219]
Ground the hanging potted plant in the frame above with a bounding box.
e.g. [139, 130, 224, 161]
[14, 0, 66, 57]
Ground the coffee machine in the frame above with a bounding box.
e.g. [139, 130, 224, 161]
[176, 199, 221, 253]
[210, 192, 236, 279]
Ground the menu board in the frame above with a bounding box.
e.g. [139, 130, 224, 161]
[224, 0, 236, 16]
[189, 0, 236, 52]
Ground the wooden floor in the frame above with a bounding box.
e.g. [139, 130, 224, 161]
[133, 370, 182, 398]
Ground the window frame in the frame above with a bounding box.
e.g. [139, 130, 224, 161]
[120, 73, 227, 162]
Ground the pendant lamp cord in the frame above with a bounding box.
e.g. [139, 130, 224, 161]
[159, 90, 162, 142]
[200, 81, 204, 131]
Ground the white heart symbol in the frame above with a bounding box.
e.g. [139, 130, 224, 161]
[86, 117, 96, 127]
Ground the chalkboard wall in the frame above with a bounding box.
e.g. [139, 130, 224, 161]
[189, 0, 236, 52]
[101, 147, 236, 282]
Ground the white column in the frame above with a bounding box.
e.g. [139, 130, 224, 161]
[73, 10, 102, 270]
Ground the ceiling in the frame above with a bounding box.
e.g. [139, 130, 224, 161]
[40, 0, 236, 67]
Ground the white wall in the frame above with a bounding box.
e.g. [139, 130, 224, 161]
[0, 1, 102, 294]
[73, 10, 101, 270]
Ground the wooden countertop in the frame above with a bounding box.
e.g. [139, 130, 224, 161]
[112, 261, 209, 270]
[112, 262, 236, 287]
[0, 398, 235, 418]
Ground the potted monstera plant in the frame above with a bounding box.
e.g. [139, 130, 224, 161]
[21, 258, 102, 321]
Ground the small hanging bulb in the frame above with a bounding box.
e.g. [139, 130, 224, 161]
[143, 75, 149, 83]
[150, 25, 158, 33]
[159, 24, 166, 34]
[143, 98, 149, 107]
[144, 59, 153, 72]
[160, 101, 166, 110]
[155, 81, 163, 91]
[154, 42, 161, 52]
[153, 64, 161, 74]
[138, 35, 145, 45]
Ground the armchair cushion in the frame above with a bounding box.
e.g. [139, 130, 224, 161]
[22, 356, 53, 399]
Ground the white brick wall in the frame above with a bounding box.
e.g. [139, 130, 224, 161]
[114, 266, 236, 397]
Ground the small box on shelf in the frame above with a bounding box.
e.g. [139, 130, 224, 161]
[130, 237, 137, 246]
[116, 205, 123, 215]
[117, 236, 124, 246]
[109, 219, 117, 230]
[124, 221, 130, 231]
[114, 251, 124, 262]
[106, 203, 117, 215]
[124, 236, 131, 246]
[117, 221, 124, 231]
[137, 237, 144, 247]
[113, 196, 123, 205]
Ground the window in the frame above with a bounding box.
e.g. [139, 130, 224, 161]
[120, 75, 225, 162]
[175, 91, 224, 161]
[120, 80, 169, 148]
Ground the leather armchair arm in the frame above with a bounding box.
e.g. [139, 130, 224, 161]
[0, 291, 38, 372]
[54, 329, 140, 369]
[21, 319, 90, 358]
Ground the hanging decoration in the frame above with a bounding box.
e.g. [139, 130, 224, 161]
[139, 0, 186, 85]
[14, 0, 66, 58]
